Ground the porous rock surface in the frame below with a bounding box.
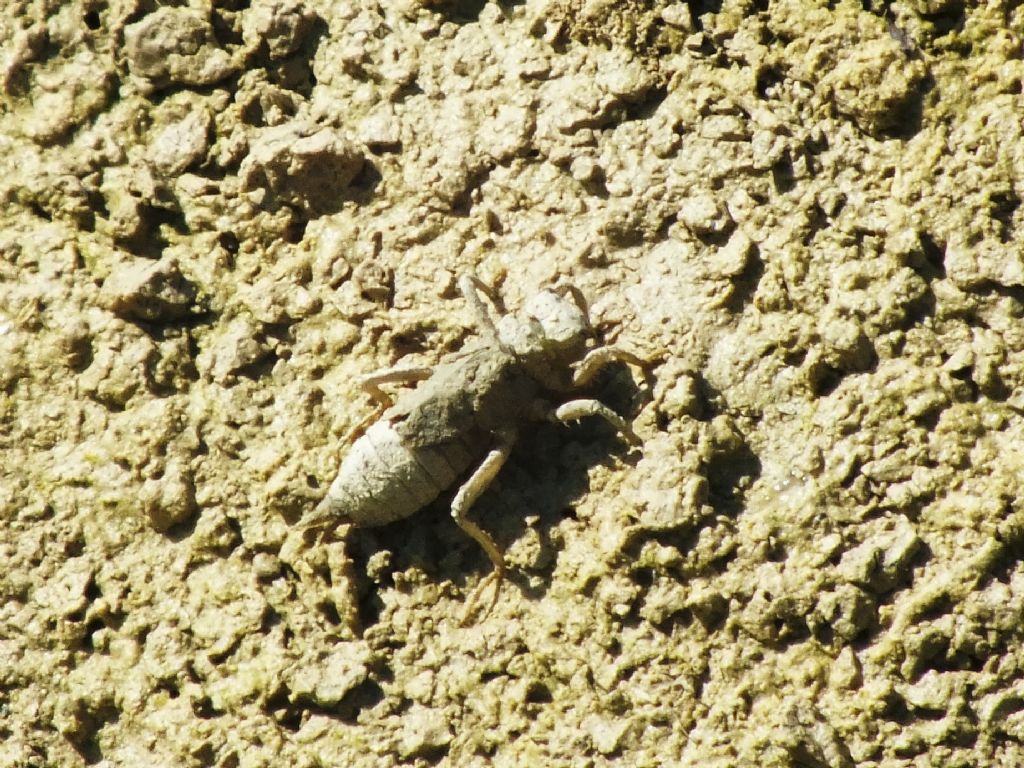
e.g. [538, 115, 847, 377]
[2, 0, 1024, 765]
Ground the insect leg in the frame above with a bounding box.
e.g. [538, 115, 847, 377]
[451, 431, 515, 622]
[450, 438, 511, 573]
[458, 274, 502, 344]
[340, 366, 434, 446]
[553, 399, 640, 444]
[551, 282, 593, 332]
[572, 346, 646, 387]
[359, 365, 433, 407]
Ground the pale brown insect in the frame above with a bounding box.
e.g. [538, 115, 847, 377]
[304, 275, 644, 608]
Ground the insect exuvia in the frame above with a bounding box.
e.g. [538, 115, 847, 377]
[303, 274, 645, 605]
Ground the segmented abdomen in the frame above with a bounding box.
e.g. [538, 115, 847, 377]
[315, 420, 479, 527]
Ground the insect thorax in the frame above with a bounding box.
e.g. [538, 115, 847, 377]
[390, 347, 539, 447]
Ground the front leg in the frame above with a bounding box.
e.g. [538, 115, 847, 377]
[553, 399, 640, 445]
[458, 274, 503, 346]
[572, 346, 646, 387]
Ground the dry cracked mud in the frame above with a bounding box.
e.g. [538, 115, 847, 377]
[2, 0, 1024, 766]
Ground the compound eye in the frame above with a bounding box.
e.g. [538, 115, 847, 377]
[526, 292, 587, 345]
[497, 314, 543, 353]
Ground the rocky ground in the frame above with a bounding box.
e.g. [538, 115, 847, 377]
[2, 0, 1024, 765]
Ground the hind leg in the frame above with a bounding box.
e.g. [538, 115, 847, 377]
[451, 440, 512, 576]
[452, 431, 515, 622]
[359, 365, 432, 407]
[339, 365, 433, 446]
